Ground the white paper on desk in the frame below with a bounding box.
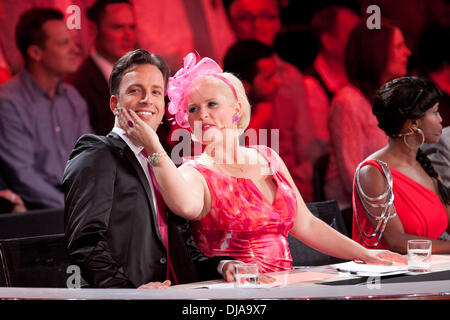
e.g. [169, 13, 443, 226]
[191, 282, 279, 289]
[334, 261, 408, 277]
[192, 282, 235, 289]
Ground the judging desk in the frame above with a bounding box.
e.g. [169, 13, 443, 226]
[1, 255, 450, 300]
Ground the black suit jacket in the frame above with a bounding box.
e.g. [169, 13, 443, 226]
[63, 132, 224, 288]
[68, 57, 114, 136]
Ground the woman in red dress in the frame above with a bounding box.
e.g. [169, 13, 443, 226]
[117, 52, 404, 275]
[353, 76, 450, 253]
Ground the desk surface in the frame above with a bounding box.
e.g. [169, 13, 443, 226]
[1, 255, 450, 300]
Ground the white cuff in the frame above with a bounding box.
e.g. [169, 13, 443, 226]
[217, 260, 244, 275]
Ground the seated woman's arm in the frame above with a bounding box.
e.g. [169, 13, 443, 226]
[357, 164, 450, 254]
[274, 152, 405, 264]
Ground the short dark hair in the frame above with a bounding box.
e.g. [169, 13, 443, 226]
[15, 8, 64, 61]
[346, 21, 397, 101]
[109, 49, 170, 96]
[372, 76, 442, 137]
[223, 40, 275, 83]
[87, 0, 132, 25]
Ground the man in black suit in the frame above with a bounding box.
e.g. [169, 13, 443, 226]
[63, 49, 235, 288]
[69, 0, 137, 136]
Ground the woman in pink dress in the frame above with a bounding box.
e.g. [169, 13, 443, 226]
[117, 52, 404, 276]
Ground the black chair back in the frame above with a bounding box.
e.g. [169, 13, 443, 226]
[0, 208, 64, 239]
[313, 153, 330, 202]
[288, 200, 349, 267]
[0, 233, 71, 287]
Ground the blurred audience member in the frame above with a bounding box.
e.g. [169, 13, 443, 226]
[0, 69, 9, 84]
[0, 42, 10, 84]
[227, 0, 313, 201]
[423, 126, 450, 188]
[0, 0, 94, 75]
[69, 0, 137, 136]
[0, 8, 92, 210]
[353, 77, 450, 252]
[0, 3, 10, 84]
[325, 22, 411, 230]
[134, 0, 236, 72]
[413, 24, 450, 127]
[302, 6, 360, 201]
[223, 40, 280, 137]
[0, 168, 26, 213]
[360, 0, 449, 57]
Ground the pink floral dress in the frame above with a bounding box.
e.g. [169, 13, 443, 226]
[185, 145, 298, 273]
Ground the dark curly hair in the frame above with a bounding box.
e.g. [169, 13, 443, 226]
[372, 76, 449, 204]
[373, 77, 442, 136]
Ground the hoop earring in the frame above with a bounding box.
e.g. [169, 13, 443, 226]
[403, 127, 425, 149]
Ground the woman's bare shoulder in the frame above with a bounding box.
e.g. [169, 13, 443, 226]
[179, 160, 206, 181]
[357, 154, 393, 198]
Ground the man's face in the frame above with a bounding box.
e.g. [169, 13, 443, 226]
[111, 64, 165, 131]
[95, 3, 137, 63]
[37, 20, 81, 76]
[229, 0, 280, 46]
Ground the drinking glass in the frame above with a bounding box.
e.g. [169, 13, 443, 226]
[234, 263, 259, 288]
[407, 239, 432, 273]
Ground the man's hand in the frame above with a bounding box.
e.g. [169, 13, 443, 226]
[222, 262, 276, 284]
[0, 189, 27, 213]
[137, 279, 171, 289]
[222, 261, 240, 282]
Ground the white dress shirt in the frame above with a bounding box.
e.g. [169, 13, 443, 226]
[112, 127, 158, 216]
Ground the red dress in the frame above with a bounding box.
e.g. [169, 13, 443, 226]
[185, 145, 298, 273]
[352, 160, 448, 249]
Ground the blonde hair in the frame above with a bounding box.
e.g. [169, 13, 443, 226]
[188, 72, 252, 143]
[212, 72, 251, 132]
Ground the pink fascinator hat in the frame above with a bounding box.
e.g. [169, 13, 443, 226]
[167, 52, 237, 128]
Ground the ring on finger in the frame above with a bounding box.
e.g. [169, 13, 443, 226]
[128, 120, 134, 128]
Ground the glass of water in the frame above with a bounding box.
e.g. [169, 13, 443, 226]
[234, 263, 259, 288]
[407, 239, 432, 273]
